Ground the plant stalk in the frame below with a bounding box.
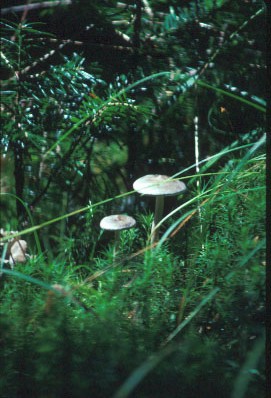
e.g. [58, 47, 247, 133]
[151, 196, 164, 244]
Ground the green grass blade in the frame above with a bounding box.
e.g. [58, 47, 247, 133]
[225, 239, 266, 282]
[112, 238, 265, 397]
[231, 332, 265, 398]
[164, 287, 220, 344]
[1, 268, 55, 291]
[172, 142, 254, 181]
[112, 287, 220, 398]
[112, 342, 183, 398]
[0, 190, 134, 242]
[0, 243, 8, 272]
[0, 137, 264, 243]
[166, 239, 265, 344]
[157, 186, 265, 249]
[225, 134, 266, 184]
[197, 80, 266, 112]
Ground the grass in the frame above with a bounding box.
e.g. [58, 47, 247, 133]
[0, 136, 265, 398]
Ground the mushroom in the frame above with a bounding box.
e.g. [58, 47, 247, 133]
[133, 174, 186, 243]
[9, 239, 28, 268]
[100, 214, 136, 258]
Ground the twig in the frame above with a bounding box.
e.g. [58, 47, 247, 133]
[19, 31, 133, 76]
[1, 0, 72, 15]
[198, 7, 264, 78]
[142, 0, 153, 19]
[133, 0, 142, 48]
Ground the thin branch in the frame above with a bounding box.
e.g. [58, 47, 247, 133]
[198, 7, 264, 78]
[142, 0, 153, 19]
[19, 34, 133, 76]
[133, 0, 142, 48]
[1, 0, 72, 15]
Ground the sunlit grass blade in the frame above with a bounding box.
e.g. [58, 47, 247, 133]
[154, 186, 221, 244]
[225, 134, 266, 184]
[0, 137, 262, 244]
[156, 196, 213, 249]
[0, 190, 134, 242]
[172, 141, 254, 181]
[157, 185, 264, 249]
[156, 135, 265, 243]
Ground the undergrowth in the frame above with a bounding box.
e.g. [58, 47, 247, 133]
[0, 142, 265, 398]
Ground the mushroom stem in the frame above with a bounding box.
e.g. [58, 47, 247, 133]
[113, 230, 121, 259]
[151, 196, 164, 244]
[133, 174, 187, 246]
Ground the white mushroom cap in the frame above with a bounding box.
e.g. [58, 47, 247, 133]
[9, 240, 28, 266]
[100, 215, 136, 231]
[133, 174, 186, 196]
[10, 240, 27, 255]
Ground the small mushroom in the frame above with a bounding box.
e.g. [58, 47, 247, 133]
[9, 240, 28, 268]
[100, 214, 136, 258]
[133, 174, 186, 243]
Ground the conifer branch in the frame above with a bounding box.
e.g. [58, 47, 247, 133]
[1, 0, 72, 15]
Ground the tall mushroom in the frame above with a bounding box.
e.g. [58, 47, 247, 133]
[100, 214, 136, 259]
[133, 174, 186, 244]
